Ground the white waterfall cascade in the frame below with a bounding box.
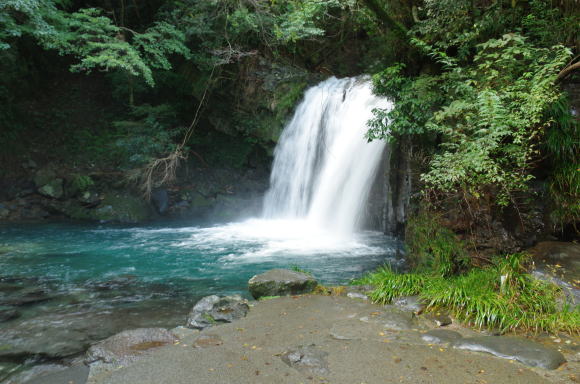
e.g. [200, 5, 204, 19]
[263, 76, 393, 235]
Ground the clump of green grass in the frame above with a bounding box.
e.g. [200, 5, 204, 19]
[289, 265, 312, 275]
[353, 265, 429, 303]
[354, 254, 579, 334]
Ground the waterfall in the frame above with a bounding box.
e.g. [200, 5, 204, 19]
[263, 77, 393, 235]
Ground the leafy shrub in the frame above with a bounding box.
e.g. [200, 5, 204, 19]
[70, 174, 94, 192]
[113, 104, 185, 167]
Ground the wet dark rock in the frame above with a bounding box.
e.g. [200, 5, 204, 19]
[24, 364, 89, 384]
[421, 329, 463, 344]
[393, 296, 426, 314]
[0, 362, 20, 382]
[151, 189, 169, 215]
[186, 295, 249, 330]
[529, 241, 580, 309]
[452, 336, 566, 369]
[0, 288, 52, 307]
[359, 308, 417, 331]
[281, 344, 329, 375]
[426, 311, 452, 326]
[85, 275, 137, 291]
[0, 326, 89, 359]
[3, 364, 67, 384]
[0, 309, 20, 322]
[86, 328, 177, 365]
[248, 269, 318, 299]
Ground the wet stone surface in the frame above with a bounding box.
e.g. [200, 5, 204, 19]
[421, 329, 463, 344]
[86, 328, 177, 365]
[360, 308, 417, 331]
[23, 364, 90, 384]
[192, 335, 223, 349]
[0, 309, 20, 323]
[426, 311, 452, 327]
[393, 296, 426, 314]
[452, 336, 567, 369]
[281, 344, 329, 375]
[186, 295, 250, 330]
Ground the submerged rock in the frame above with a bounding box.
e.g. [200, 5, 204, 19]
[86, 328, 177, 365]
[3, 364, 68, 384]
[23, 364, 90, 384]
[186, 295, 249, 330]
[452, 336, 566, 369]
[0, 309, 20, 322]
[248, 269, 318, 299]
[281, 344, 329, 375]
[421, 329, 463, 344]
[0, 362, 20, 382]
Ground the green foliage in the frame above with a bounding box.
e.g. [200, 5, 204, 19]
[544, 95, 580, 229]
[165, 0, 352, 68]
[355, 254, 579, 333]
[370, 33, 572, 207]
[405, 211, 469, 277]
[521, 0, 579, 48]
[289, 265, 312, 275]
[1, 1, 190, 86]
[190, 131, 256, 169]
[113, 104, 185, 167]
[353, 265, 428, 303]
[70, 174, 94, 192]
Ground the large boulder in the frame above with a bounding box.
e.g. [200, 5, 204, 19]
[248, 269, 318, 299]
[186, 295, 249, 330]
[85, 328, 177, 365]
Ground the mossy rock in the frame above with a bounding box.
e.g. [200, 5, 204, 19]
[248, 269, 318, 299]
[94, 193, 153, 223]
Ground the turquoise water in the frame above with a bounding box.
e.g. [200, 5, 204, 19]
[0, 219, 401, 366]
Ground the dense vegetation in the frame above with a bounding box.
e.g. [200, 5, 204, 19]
[354, 253, 579, 333]
[1, 0, 578, 331]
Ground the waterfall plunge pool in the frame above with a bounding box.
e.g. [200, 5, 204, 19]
[0, 219, 401, 366]
[0, 76, 400, 377]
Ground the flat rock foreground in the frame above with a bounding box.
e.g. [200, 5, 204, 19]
[22, 294, 578, 384]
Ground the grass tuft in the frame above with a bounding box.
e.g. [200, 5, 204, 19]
[354, 254, 579, 334]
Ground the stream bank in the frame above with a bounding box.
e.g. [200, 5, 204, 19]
[14, 294, 577, 384]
